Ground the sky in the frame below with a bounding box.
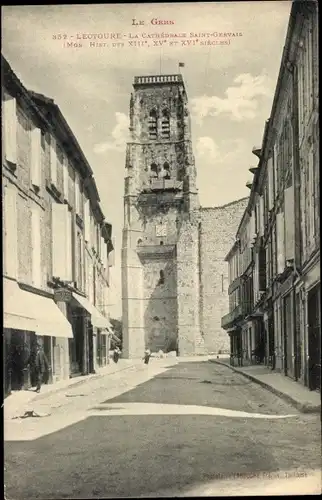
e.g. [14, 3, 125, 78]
[2, 1, 292, 319]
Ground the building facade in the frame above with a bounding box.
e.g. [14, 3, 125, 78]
[122, 74, 248, 357]
[222, 1, 320, 392]
[2, 55, 115, 396]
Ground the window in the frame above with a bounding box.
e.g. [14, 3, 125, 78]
[75, 172, 83, 216]
[77, 231, 84, 291]
[307, 147, 315, 245]
[41, 130, 46, 150]
[50, 136, 57, 186]
[3, 184, 17, 278]
[31, 206, 41, 287]
[161, 109, 170, 139]
[161, 162, 171, 179]
[148, 109, 157, 139]
[159, 270, 165, 285]
[150, 163, 158, 178]
[62, 156, 69, 201]
[96, 225, 100, 255]
[93, 266, 96, 306]
[3, 95, 17, 165]
[31, 127, 41, 189]
[52, 203, 72, 281]
[276, 211, 285, 274]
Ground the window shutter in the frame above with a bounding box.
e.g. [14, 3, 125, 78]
[267, 157, 274, 210]
[308, 147, 315, 242]
[100, 236, 105, 261]
[52, 203, 72, 281]
[276, 212, 285, 274]
[63, 156, 69, 200]
[3, 185, 18, 278]
[284, 186, 295, 261]
[31, 127, 41, 188]
[75, 173, 80, 214]
[4, 96, 17, 165]
[50, 138, 57, 186]
[84, 198, 90, 243]
[109, 237, 115, 266]
[66, 209, 73, 282]
[259, 196, 265, 236]
[31, 206, 42, 287]
[259, 246, 266, 291]
[250, 210, 256, 237]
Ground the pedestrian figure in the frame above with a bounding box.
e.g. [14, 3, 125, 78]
[30, 343, 49, 393]
[143, 348, 151, 365]
[113, 346, 121, 364]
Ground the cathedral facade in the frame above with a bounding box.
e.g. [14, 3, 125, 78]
[122, 74, 248, 358]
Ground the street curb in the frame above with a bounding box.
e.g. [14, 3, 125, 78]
[33, 363, 139, 402]
[209, 359, 321, 414]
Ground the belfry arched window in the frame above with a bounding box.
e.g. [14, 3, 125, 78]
[161, 109, 170, 139]
[148, 109, 158, 139]
[150, 163, 158, 178]
[163, 162, 171, 179]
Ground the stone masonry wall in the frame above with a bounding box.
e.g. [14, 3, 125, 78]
[143, 257, 177, 352]
[200, 197, 249, 354]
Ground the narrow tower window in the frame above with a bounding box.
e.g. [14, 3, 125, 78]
[159, 270, 165, 285]
[161, 109, 170, 139]
[148, 109, 158, 139]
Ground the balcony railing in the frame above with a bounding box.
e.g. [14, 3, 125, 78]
[221, 304, 244, 330]
[148, 179, 183, 191]
[228, 275, 242, 295]
[137, 244, 176, 260]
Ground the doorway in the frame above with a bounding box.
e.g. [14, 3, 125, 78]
[308, 284, 321, 392]
[283, 293, 294, 378]
[294, 291, 302, 381]
[268, 312, 275, 369]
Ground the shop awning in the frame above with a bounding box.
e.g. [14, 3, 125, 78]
[72, 292, 112, 329]
[3, 278, 73, 338]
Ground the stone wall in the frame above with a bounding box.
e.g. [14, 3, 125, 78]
[143, 257, 177, 352]
[200, 197, 249, 354]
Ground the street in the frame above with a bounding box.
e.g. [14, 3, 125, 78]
[4, 360, 321, 498]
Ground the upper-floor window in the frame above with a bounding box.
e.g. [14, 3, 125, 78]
[161, 109, 170, 139]
[148, 109, 157, 140]
[77, 230, 84, 292]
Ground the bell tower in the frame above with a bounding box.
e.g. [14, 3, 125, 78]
[122, 74, 204, 358]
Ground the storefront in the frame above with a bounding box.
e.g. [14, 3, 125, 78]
[70, 291, 114, 375]
[4, 278, 73, 396]
[96, 329, 109, 368]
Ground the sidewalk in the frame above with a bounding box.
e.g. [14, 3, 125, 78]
[209, 358, 321, 414]
[4, 357, 178, 442]
[4, 359, 142, 420]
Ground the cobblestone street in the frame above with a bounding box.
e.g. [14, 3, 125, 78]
[5, 360, 321, 498]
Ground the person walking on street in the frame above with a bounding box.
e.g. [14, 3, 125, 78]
[113, 346, 121, 364]
[143, 348, 152, 365]
[30, 343, 49, 393]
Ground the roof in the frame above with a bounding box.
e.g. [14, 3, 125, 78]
[2, 53, 113, 234]
[29, 90, 94, 179]
[224, 240, 239, 262]
[200, 196, 249, 211]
